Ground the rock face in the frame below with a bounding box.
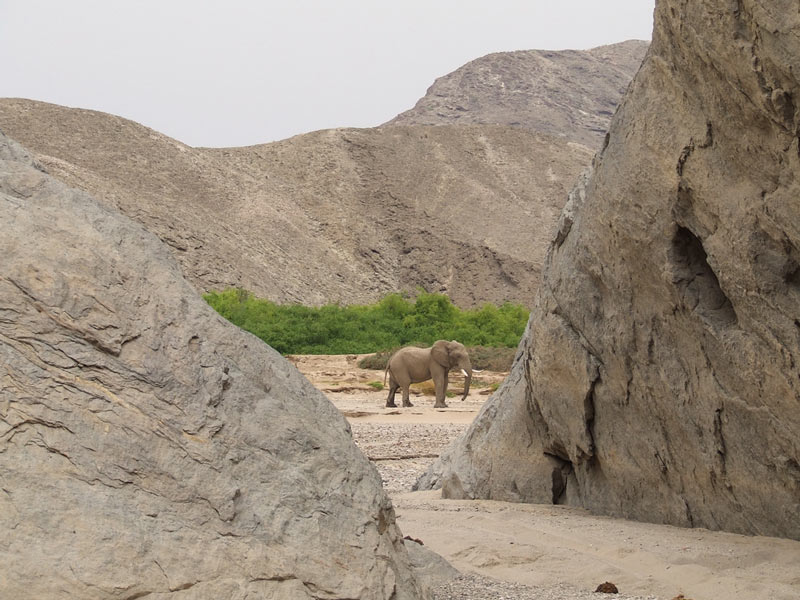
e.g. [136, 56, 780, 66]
[385, 41, 649, 148]
[0, 132, 423, 598]
[418, 0, 800, 540]
[0, 99, 592, 308]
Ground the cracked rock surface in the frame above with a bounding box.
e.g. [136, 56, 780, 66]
[418, 0, 800, 540]
[0, 133, 423, 599]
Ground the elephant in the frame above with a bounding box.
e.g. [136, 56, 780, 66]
[384, 340, 474, 409]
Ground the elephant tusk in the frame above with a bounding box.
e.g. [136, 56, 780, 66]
[461, 369, 469, 377]
[472, 368, 483, 373]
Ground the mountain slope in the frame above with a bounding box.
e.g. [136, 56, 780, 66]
[0, 98, 591, 307]
[385, 40, 649, 148]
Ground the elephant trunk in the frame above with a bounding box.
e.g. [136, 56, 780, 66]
[460, 369, 472, 401]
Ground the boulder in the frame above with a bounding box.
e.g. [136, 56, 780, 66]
[0, 132, 423, 598]
[403, 541, 460, 591]
[418, 0, 800, 540]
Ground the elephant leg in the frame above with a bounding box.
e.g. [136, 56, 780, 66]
[386, 380, 399, 408]
[401, 385, 413, 407]
[433, 375, 448, 408]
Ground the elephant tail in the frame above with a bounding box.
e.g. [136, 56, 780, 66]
[384, 365, 389, 386]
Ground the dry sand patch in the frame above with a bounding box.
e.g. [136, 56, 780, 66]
[394, 491, 800, 600]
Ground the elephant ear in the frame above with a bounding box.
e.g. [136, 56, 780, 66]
[431, 340, 450, 369]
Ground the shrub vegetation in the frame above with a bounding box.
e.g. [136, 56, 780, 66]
[204, 288, 528, 357]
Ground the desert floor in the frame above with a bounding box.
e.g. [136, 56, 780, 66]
[289, 354, 800, 600]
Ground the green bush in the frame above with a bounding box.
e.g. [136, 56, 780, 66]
[204, 288, 529, 356]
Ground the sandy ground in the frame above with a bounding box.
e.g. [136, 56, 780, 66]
[289, 355, 800, 600]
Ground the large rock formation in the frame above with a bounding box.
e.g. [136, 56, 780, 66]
[418, 0, 800, 540]
[384, 41, 649, 148]
[0, 132, 424, 598]
[0, 100, 592, 308]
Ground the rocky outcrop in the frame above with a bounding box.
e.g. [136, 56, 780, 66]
[418, 0, 800, 540]
[384, 41, 649, 148]
[0, 100, 591, 308]
[0, 132, 424, 598]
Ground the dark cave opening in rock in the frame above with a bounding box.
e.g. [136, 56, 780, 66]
[784, 260, 800, 289]
[670, 226, 738, 327]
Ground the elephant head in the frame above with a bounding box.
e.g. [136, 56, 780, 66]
[431, 340, 473, 401]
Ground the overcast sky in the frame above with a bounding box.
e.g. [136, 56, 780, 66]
[1, 1, 655, 148]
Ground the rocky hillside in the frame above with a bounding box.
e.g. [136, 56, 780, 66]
[385, 40, 649, 148]
[0, 99, 591, 307]
[0, 131, 428, 598]
[418, 0, 800, 541]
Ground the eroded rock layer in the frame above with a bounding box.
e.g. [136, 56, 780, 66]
[0, 133, 422, 598]
[418, 0, 800, 540]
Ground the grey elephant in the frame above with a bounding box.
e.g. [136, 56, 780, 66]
[384, 340, 474, 409]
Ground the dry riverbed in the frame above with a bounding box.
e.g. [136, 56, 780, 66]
[289, 354, 800, 600]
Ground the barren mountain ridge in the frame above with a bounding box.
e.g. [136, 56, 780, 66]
[0, 41, 645, 307]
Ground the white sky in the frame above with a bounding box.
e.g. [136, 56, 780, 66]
[0, 1, 655, 148]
